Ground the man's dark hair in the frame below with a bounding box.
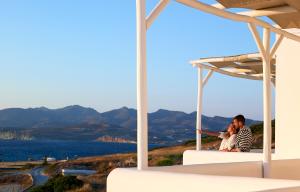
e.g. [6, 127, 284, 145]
[234, 114, 245, 125]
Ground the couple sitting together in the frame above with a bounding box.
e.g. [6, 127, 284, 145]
[199, 115, 252, 152]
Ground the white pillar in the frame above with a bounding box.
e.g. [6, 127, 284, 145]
[196, 67, 203, 151]
[136, 0, 148, 170]
[262, 28, 272, 178]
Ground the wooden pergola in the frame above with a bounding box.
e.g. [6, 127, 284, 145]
[190, 52, 276, 152]
[135, 0, 300, 178]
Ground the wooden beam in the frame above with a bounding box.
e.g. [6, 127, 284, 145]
[146, 0, 170, 29]
[270, 35, 284, 58]
[202, 70, 213, 87]
[175, 0, 300, 43]
[211, 3, 225, 10]
[238, 6, 297, 17]
[248, 23, 267, 61]
[192, 63, 262, 80]
[191, 53, 261, 64]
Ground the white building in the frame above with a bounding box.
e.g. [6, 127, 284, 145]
[108, 1, 300, 191]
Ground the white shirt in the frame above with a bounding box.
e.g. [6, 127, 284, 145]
[218, 133, 237, 151]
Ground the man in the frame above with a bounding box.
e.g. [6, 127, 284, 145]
[231, 114, 252, 152]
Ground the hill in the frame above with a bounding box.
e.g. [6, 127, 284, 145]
[0, 106, 260, 145]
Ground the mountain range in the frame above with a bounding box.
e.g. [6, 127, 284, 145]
[0, 105, 260, 145]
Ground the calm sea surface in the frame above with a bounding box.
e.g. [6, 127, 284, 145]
[0, 140, 145, 162]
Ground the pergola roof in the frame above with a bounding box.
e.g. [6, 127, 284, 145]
[190, 53, 276, 81]
[217, 0, 300, 29]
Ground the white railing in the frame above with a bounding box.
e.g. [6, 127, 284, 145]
[107, 165, 300, 192]
[183, 150, 264, 165]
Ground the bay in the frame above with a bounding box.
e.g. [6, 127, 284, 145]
[0, 139, 142, 162]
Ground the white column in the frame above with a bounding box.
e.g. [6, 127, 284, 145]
[196, 67, 203, 151]
[136, 0, 148, 170]
[262, 28, 272, 178]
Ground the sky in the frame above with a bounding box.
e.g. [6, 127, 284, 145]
[0, 0, 275, 120]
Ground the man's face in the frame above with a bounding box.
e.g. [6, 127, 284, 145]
[233, 119, 239, 128]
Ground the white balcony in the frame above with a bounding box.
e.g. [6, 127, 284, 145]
[108, 1, 300, 191]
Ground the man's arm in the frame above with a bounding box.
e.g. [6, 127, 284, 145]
[198, 129, 220, 137]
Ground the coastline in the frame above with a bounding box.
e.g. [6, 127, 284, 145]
[95, 136, 137, 144]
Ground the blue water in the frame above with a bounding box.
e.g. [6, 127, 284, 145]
[0, 140, 143, 162]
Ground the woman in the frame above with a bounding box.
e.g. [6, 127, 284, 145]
[198, 123, 237, 151]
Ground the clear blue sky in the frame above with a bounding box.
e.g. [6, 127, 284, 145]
[0, 0, 275, 120]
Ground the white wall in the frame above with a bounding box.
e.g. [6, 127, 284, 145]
[271, 159, 300, 180]
[183, 150, 263, 165]
[275, 29, 300, 159]
[150, 161, 262, 177]
[107, 168, 300, 192]
[182, 150, 300, 180]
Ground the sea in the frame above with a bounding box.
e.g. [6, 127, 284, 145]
[0, 139, 153, 162]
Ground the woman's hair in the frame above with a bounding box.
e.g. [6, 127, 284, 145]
[231, 123, 238, 134]
[224, 132, 230, 138]
[222, 123, 237, 138]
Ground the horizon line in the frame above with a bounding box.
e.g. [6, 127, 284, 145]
[0, 104, 262, 121]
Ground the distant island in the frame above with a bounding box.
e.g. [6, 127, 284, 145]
[0, 131, 34, 140]
[0, 105, 260, 145]
[95, 136, 136, 144]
